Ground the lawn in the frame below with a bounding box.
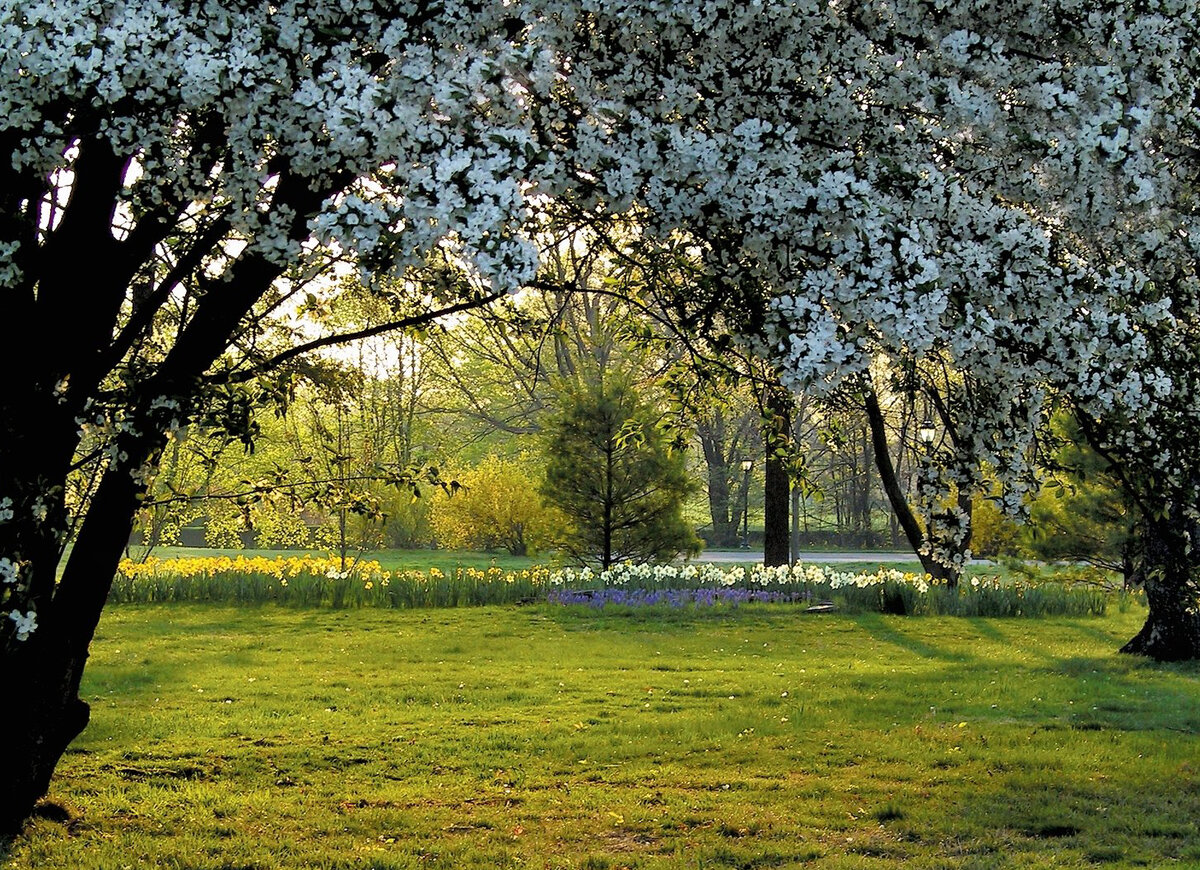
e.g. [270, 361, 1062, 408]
[5, 604, 1198, 869]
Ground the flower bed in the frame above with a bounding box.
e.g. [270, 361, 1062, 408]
[543, 563, 1109, 617]
[110, 556, 1110, 617]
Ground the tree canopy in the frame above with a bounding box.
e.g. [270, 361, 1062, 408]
[2, 0, 1199, 835]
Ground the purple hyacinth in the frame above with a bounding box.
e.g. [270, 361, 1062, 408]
[546, 587, 814, 608]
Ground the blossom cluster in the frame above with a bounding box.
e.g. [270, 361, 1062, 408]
[6, 609, 36, 641]
[549, 562, 933, 593]
[2, 0, 1198, 647]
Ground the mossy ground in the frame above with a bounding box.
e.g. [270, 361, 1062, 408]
[5, 604, 1198, 869]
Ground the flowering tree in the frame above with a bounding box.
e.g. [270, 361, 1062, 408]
[0, 0, 566, 833]
[745, 4, 1200, 660]
[561, 0, 1199, 651]
[2, 0, 1198, 834]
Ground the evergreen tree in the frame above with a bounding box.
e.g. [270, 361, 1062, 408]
[541, 380, 698, 568]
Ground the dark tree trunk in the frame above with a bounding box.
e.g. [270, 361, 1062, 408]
[0, 435, 157, 836]
[0, 167, 342, 834]
[790, 484, 801, 564]
[763, 388, 790, 567]
[602, 436, 615, 569]
[1120, 514, 1200, 661]
[0, 653, 90, 837]
[698, 418, 737, 547]
[764, 449, 790, 566]
[862, 386, 958, 585]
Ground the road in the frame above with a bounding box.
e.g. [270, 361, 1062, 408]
[697, 549, 918, 564]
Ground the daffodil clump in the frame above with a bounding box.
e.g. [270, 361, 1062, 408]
[111, 556, 1108, 616]
[112, 556, 556, 609]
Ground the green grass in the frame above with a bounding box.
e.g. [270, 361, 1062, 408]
[6, 604, 1199, 869]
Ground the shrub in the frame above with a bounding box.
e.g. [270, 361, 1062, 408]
[432, 456, 557, 556]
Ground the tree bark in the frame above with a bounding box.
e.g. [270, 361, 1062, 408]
[1120, 514, 1200, 661]
[790, 484, 801, 564]
[0, 169, 347, 833]
[1, 437, 157, 836]
[763, 388, 790, 567]
[697, 417, 737, 547]
[862, 386, 957, 585]
[602, 431, 615, 569]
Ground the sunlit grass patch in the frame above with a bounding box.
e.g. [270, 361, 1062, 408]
[5, 604, 1198, 869]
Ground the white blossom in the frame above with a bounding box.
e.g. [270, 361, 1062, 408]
[7, 608, 37, 641]
[2, 0, 1198, 613]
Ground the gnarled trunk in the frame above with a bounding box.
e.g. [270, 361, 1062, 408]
[0, 442, 153, 836]
[0, 653, 91, 837]
[1120, 514, 1200, 661]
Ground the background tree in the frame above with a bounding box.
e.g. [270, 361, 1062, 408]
[1025, 418, 1137, 582]
[421, 223, 679, 454]
[541, 377, 698, 567]
[692, 392, 760, 549]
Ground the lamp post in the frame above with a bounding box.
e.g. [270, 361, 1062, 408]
[740, 458, 753, 549]
[917, 419, 936, 449]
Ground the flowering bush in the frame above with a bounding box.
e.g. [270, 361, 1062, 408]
[431, 456, 559, 556]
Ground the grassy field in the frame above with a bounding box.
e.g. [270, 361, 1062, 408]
[5, 604, 1198, 869]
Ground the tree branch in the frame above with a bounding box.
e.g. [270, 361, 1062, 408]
[208, 291, 506, 385]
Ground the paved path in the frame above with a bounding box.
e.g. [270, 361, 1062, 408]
[695, 550, 994, 566]
[696, 549, 919, 564]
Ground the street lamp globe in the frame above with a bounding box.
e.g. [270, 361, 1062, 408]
[917, 419, 936, 447]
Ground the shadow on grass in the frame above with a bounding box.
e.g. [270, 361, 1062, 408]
[937, 763, 1200, 867]
[964, 617, 1010, 646]
[1061, 618, 1140, 650]
[853, 613, 974, 662]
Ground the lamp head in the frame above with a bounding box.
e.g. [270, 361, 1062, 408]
[917, 419, 936, 446]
